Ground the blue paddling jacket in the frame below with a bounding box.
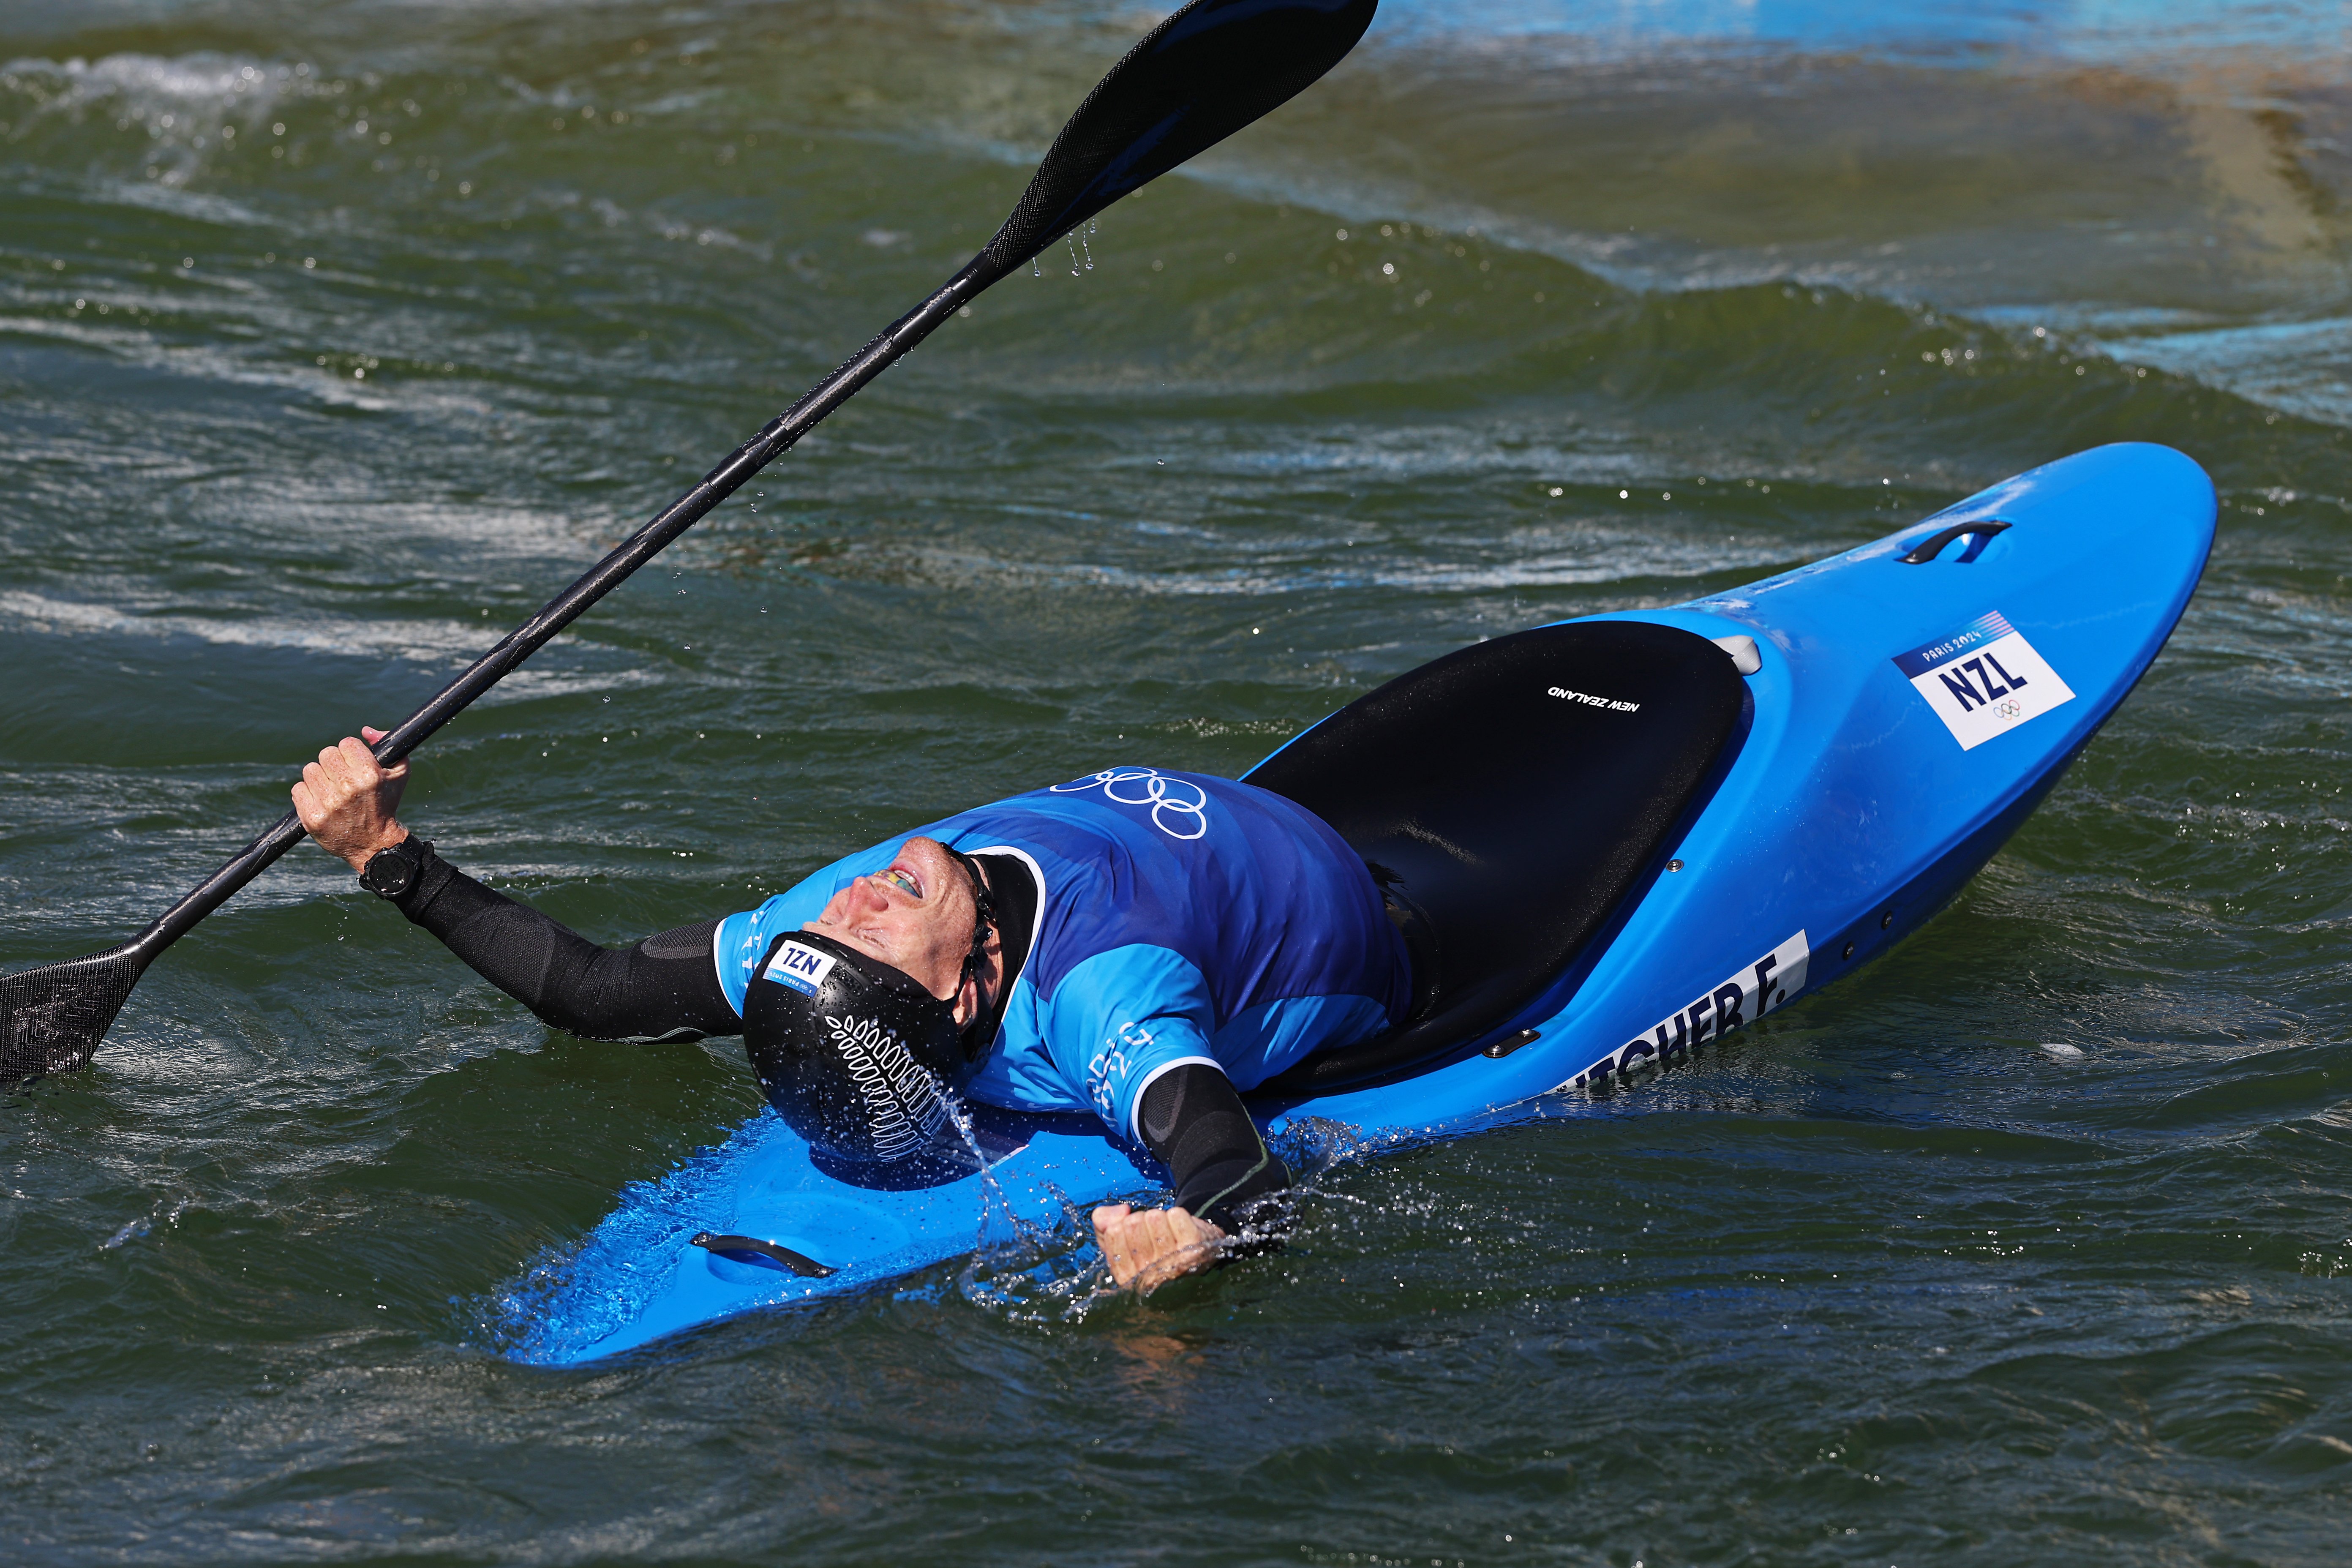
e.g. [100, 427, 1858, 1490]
[714, 767, 1410, 1140]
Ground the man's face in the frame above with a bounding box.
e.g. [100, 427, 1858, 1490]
[804, 837, 980, 1006]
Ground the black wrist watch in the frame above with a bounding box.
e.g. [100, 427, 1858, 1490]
[358, 836, 431, 900]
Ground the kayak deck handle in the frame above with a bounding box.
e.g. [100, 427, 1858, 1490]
[1900, 518, 2011, 564]
[691, 1232, 839, 1278]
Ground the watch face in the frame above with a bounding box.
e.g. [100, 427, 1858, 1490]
[363, 844, 416, 896]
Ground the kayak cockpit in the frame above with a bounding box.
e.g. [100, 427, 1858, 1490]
[1247, 619, 1747, 1094]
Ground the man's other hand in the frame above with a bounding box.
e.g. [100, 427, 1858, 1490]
[1093, 1202, 1225, 1295]
[292, 727, 411, 873]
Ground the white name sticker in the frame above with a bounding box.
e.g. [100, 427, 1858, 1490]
[762, 940, 837, 997]
[1562, 930, 1810, 1093]
[1892, 610, 2075, 752]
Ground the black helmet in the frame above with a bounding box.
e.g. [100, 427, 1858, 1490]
[741, 852, 1000, 1164]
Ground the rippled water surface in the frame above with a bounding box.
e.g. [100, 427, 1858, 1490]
[5, 1, 2352, 1562]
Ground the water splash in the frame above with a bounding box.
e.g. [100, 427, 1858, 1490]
[938, 1088, 1100, 1315]
[935, 1089, 1018, 1245]
[949, 1113, 1400, 1324]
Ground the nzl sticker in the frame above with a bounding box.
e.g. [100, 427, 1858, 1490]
[1892, 610, 2075, 751]
[763, 941, 837, 998]
[1561, 930, 1809, 1094]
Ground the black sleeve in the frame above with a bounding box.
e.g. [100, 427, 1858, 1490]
[385, 839, 741, 1043]
[1136, 1062, 1291, 1241]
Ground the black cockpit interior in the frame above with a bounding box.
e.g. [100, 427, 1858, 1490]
[1247, 619, 1748, 1094]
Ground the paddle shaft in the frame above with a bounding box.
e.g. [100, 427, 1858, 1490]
[0, 0, 1382, 1090]
[128, 259, 999, 963]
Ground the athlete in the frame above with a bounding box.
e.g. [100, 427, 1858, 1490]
[292, 728, 1415, 1293]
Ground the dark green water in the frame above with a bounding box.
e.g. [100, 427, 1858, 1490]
[5, 1, 2352, 1561]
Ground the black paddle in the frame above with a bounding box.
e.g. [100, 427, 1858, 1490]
[0, 0, 1379, 1086]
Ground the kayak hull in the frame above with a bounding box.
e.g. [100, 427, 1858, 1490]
[496, 441, 2215, 1365]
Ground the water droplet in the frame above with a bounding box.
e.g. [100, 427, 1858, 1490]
[1030, 255, 1041, 278]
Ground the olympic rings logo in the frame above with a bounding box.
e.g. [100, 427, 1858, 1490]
[1049, 768, 1212, 840]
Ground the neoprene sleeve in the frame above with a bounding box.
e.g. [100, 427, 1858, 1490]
[387, 840, 741, 1043]
[1137, 1062, 1291, 1236]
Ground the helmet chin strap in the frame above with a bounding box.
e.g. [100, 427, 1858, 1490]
[947, 848, 1001, 1047]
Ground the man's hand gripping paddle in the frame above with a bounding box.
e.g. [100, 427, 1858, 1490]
[0, 0, 1380, 1085]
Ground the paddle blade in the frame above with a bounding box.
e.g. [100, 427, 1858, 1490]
[1, 945, 145, 1085]
[984, 0, 1377, 275]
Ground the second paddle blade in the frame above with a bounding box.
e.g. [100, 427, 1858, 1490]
[984, 0, 1379, 275]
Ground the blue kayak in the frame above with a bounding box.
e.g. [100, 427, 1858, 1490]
[494, 440, 2214, 1364]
